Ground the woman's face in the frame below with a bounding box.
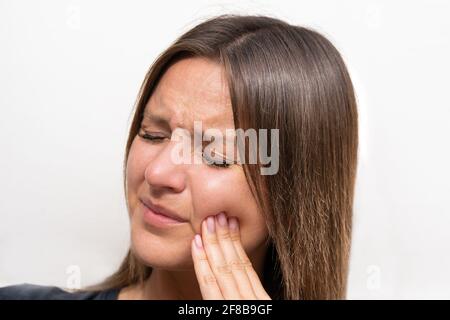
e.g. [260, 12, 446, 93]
[126, 57, 268, 270]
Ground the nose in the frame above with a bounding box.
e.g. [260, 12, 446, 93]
[144, 141, 186, 193]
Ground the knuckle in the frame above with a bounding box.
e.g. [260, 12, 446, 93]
[215, 263, 233, 275]
[203, 274, 217, 286]
[217, 231, 231, 241]
[230, 260, 246, 271]
[205, 236, 220, 245]
[230, 234, 241, 242]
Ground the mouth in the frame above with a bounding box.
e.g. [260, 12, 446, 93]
[139, 198, 187, 223]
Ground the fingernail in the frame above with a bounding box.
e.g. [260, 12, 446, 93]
[229, 217, 238, 231]
[217, 212, 227, 227]
[207, 216, 215, 233]
[194, 234, 203, 249]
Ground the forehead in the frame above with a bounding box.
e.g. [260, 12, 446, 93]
[144, 57, 234, 131]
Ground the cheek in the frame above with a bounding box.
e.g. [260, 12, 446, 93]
[126, 138, 144, 186]
[126, 138, 155, 213]
[190, 168, 268, 251]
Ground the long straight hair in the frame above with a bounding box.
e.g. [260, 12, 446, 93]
[82, 14, 358, 300]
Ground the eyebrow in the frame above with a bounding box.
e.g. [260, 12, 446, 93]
[143, 111, 195, 136]
[142, 108, 236, 142]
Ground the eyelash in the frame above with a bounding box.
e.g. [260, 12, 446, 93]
[139, 131, 231, 169]
[202, 153, 232, 168]
[138, 132, 165, 142]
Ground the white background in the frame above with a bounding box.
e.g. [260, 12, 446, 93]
[1, 0, 449, 299]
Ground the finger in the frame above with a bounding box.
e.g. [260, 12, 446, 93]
[228, 217, 272, 300]
[215, 212, 257, 299]
[191, 234, 224, 300]
[202, 216, 241, 299]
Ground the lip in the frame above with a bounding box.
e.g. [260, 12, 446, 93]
[140, 198, 187, 227]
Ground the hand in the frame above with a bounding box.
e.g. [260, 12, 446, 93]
[191, 212, 271, 300]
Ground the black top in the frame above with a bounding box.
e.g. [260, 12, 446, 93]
[0, 283, 121, 300]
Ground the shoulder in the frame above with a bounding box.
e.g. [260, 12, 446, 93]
[0, 283, 120, 300]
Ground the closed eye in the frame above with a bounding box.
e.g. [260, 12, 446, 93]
[138, 131, 166, 142]
[202, 153, 232, 168]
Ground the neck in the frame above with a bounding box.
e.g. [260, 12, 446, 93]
[119, 240, 268, 300]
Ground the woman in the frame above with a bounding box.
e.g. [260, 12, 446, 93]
[0, 14, 358, 300]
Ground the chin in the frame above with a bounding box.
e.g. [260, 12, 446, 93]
[130, 223, 194, 270]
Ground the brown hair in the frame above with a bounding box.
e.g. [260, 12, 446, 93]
[82, 14, 358, 300]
